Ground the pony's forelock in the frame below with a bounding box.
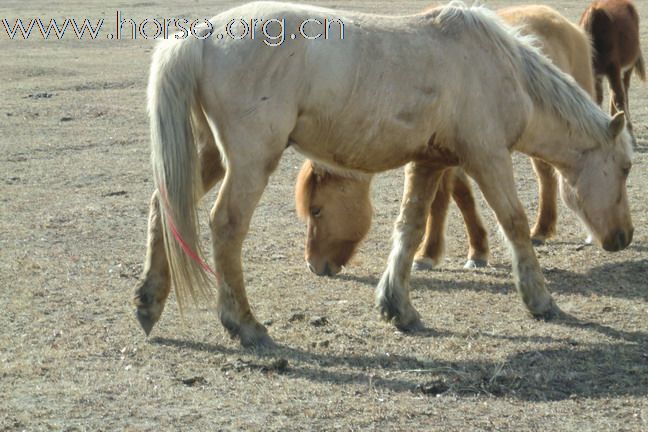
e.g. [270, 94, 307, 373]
[295, 161, 316, 220]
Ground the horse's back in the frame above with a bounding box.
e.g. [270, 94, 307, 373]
[499, 5, 595, 97]
[198, 2, 534, 171]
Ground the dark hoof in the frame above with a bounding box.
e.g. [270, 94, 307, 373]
[221, 312, 274, 349]
[133, 278, 168, 337]
[464, 259, 488, 269]
[135, 308, 157, 336]
[394, 316, 425, 333]
[531, 299, 563, 321]
[531, 238, 546, 247]
[240, 327, 275, 349]
[133, 289, 162, 336]
[378, 300, 423, 333]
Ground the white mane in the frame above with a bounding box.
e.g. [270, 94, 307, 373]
[433, 3, 613, 148]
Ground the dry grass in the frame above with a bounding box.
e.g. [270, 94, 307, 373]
[1, 0, 647, 430]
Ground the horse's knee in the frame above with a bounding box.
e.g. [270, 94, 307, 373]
[500, 210, 532, 246]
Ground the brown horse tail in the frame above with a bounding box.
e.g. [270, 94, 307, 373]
[635, 51, 646, 81]
[578, 6, 595, 34]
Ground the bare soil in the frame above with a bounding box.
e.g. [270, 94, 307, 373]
[1, 0, 647, 430]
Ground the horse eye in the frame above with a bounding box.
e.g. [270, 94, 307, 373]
[310, 207, 322, 218]
[622, 167, 631, 178]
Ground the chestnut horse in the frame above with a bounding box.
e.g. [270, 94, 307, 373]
[136, 2, 633, 347]
[296, 5, 598, 275]
[580, 0, 645, 146]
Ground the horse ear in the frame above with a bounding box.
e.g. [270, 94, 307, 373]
[609, 112, 626, 138]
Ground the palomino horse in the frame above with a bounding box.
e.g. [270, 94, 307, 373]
[296, 4, 598, 275]
[136, 2, 633, 347]
[580, 0, 645, 145]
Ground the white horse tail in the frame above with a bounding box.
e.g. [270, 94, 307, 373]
[148, 36, 213, 311]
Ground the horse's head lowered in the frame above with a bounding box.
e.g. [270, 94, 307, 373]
[295, 161, 373, 276]
[559, 112, 634, 251]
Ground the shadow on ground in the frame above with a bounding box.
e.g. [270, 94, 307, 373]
[336, 258, 648, 302]
[152, 308, 648, 402]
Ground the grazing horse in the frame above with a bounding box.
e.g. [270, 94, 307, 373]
[580, 0, 645, 145]
[136, 2, 633, 347]
[296, 4, 598, 275]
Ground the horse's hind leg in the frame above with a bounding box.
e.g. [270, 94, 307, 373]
[376, 162, 446, 331]
[413, 169, 453, 271]
[608, 67, 637, 147]
[208, 131, 286, 348]
[451, 169, 489, 268]
[622, 68, 636, 145]
[608, 67, 627, 117]
[530, 158, 558, 245]
[466, 153, 555, 318]
[133, 191, 172, 335]
[134, 134, 224, 335]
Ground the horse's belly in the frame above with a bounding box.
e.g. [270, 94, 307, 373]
[290, 113, 432, 173]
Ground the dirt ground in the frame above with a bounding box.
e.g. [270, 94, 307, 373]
[1, 0, 647, 430]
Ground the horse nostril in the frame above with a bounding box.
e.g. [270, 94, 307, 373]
[615, 231, 626, 249]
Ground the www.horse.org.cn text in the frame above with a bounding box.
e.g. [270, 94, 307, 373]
[1, 11, 346, 46]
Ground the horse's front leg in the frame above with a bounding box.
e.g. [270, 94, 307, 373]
[209, 139, 285, 348]
[467, 153, 556, 318]
[134, 143, 224, 335]
[376, 162, 446, 331]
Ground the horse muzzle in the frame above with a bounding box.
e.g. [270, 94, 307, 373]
[306, 260, 341, 277]
[602, 227, 634, 252]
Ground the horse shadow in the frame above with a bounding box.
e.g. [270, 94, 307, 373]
[149, 255, 647, 401]
[336, 257, 648, 303]
[544, 258, 648, 302]
[152, 308, 648, 401]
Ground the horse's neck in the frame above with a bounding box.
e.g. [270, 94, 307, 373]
[518, 111, 587, 175]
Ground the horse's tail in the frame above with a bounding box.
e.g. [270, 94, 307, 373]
[635, 51, 646, 82]
[578, 5, 595, 35]
[148, 36, 213, 311]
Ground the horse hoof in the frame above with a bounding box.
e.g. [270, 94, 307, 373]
[236, 321, 275, 349]
[531, 238, 546, 247]
[241, 330, 275, 349]
[133, 288, 163, 336]
[135, 308, 157, 336]
[412, 258, 438, 272]
[530, 298, 562, 321]
[464, 259, 488, 269]
[394, 315, 425, 333]
[133, 278, 168, 337]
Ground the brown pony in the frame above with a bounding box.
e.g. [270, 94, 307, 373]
[580, 0, 645, 145]
[296, 4, 598, 276]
